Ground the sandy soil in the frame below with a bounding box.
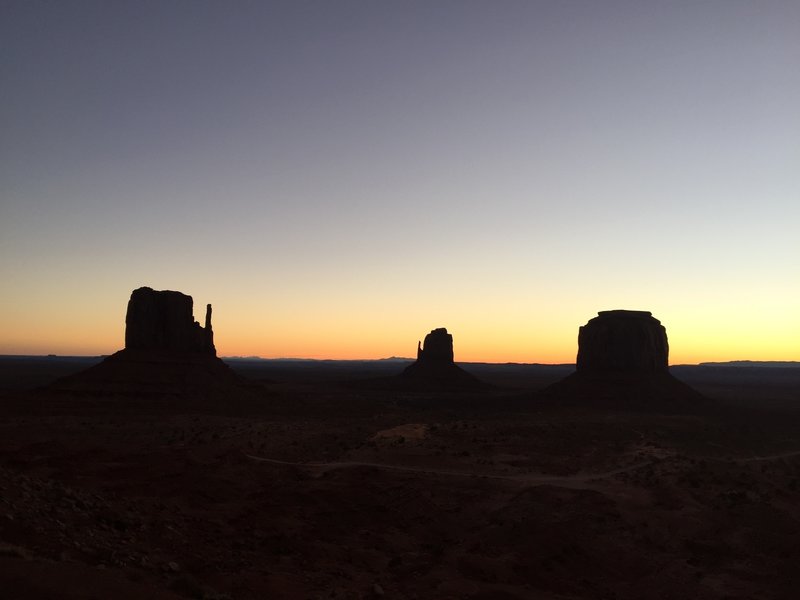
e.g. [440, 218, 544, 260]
[1, 364, 799, 599]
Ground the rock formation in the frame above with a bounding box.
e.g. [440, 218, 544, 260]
[576, 310, 668, 373]
[49, 287, 252, 402]
[538, 310, 703, 410]
[401, 328, 485, 389]
[416, 328, 454, 364]
[125, 287, 215, 355]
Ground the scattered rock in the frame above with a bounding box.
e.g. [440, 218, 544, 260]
[372, 423, 429, 442]
[0, 543, 32, 559]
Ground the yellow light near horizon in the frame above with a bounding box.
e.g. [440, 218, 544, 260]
[1, 281, 797, 364]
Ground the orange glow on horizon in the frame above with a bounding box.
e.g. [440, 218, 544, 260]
[1, 334, 797, 366]
[0, 287, 796, 365]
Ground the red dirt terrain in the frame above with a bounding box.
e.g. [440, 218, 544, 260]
[1, 360, 799, 599]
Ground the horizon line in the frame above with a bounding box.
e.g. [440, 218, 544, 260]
[1, 354, 798, 368]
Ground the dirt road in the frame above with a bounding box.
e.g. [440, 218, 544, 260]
[244, 453, 652, 488]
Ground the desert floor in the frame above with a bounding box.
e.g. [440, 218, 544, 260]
[1, 359, 799, 599]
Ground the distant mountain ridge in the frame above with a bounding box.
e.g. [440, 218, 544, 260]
[4, 356, 798, 369]
[223, 356, 414, 363]
[697, 361, 799, 368]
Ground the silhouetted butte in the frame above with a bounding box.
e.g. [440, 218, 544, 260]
[50, 287, 248, 401]
[577, 310, 668, 373]
[125, 286, 215, 355]
[400, 328, 485, 389]
[540, 310, 703, 410]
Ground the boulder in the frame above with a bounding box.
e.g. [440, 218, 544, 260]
[125, 287, 215, 355]
[576, 310, 668, 373]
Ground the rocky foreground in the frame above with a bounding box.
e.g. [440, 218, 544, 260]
[1, 375, 799, 600]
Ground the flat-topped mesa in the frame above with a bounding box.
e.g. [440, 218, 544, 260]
[576, 310, 668, 373]
[416, 328, 454, 364]
[124, 287, 215, 355]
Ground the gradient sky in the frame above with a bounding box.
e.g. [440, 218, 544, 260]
[1, 1, 798, 363]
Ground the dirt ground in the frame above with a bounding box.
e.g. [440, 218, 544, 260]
[1, 360, 799, 599]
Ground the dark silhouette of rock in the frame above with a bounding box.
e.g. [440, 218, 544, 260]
[577, 310, 668, 373]
[48, 287, 259, 405]
[538, 310, 704, 411]
[125, 287, 215, 355]
[401, 328, 486, 389]
[416, 328, 454, 364]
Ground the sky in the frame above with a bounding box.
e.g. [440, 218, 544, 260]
[1, 1, 798, 364]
